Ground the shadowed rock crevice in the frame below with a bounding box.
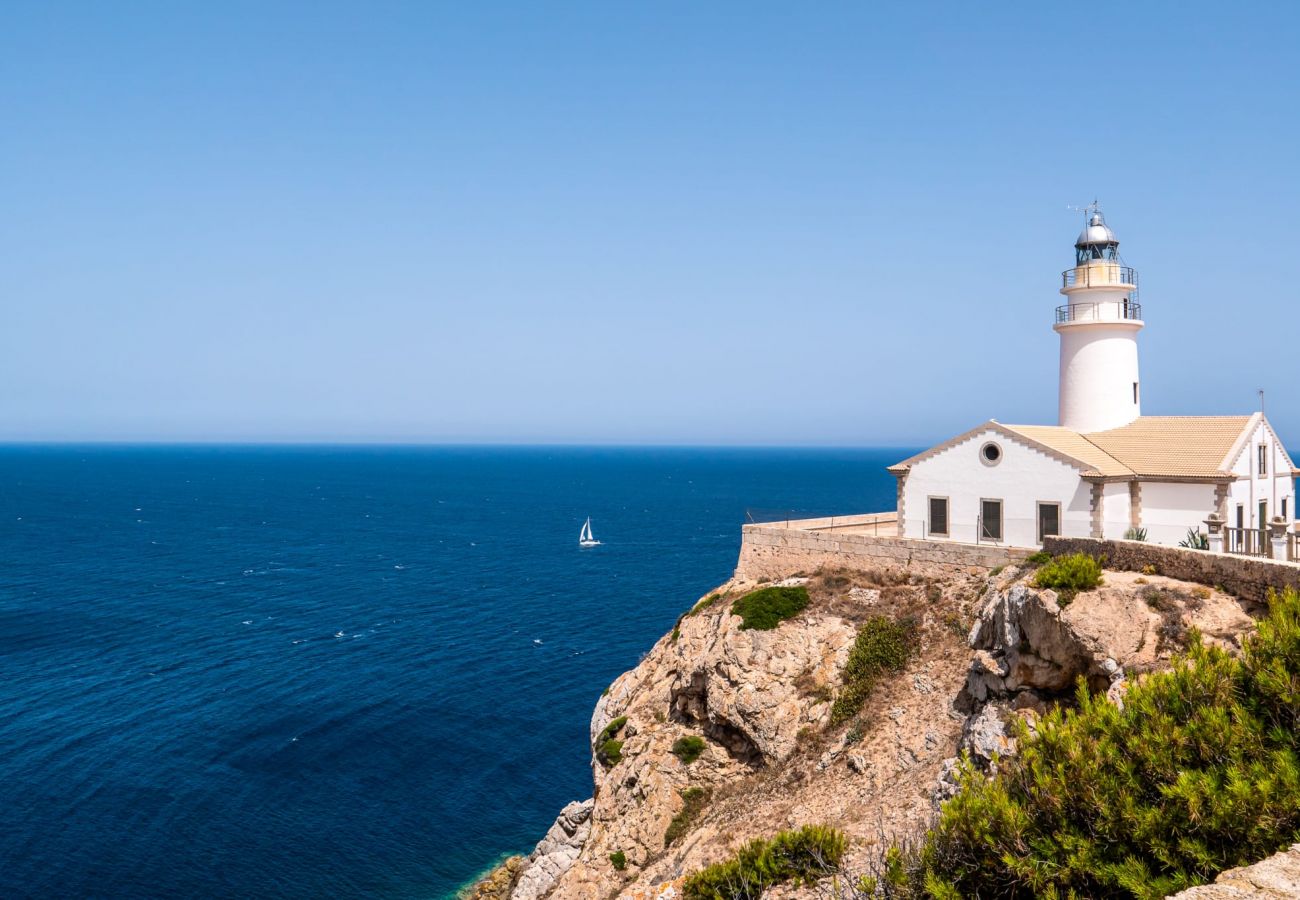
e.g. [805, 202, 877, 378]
[669, 671, 765, 768]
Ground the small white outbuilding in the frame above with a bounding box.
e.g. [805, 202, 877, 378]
[888, 207, 1297, 551]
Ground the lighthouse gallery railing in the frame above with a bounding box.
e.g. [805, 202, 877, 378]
[1054, 301, 1143, 324]
[1061, 264, 1138, 291]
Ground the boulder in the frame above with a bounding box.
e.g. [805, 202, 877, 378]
[511, 799, 594, 900]
[1168, 843, 1300, 898]
[959, 702, 1016, 769]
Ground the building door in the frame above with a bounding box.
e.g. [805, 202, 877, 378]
[1037, 503, 1061, 543]
[980, 499, 1003, 542]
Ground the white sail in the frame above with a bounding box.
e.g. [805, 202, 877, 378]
[579, 517, 599, 545]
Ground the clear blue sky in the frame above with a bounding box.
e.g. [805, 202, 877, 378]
[3, 2, 1297, 446]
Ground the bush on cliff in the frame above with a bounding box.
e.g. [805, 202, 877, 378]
[671, 735, 707, 764]
[681, 824, 847, 899]
[595, 716, 627, 767]
[664, 787, 711, 848]
[1033, 551, 1103, 603]
[830, 615, 917, 726]
[731, 586, 809, 631]
[873, 587, 1300, 900]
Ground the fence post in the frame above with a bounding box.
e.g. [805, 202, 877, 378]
[1269, 517, 1288, 561]
[1205, 513, 1224, 554]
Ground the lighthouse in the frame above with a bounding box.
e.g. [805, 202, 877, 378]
[1055, 205, 1143, 433]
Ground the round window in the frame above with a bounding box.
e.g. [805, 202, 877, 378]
[980, 442, 1002, 466]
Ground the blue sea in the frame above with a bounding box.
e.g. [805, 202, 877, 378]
[0, 446, 903, 899]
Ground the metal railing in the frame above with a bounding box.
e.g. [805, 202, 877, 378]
[1061, 264, 1138, 293]
[1055, 300, 1143, 325]
[1225, 526, 1270, 558]
[1290, 532, 1300, 563]
[744, 509, 898, 536]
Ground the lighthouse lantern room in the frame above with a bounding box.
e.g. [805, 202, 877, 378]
[1055, 203, 1143, 434]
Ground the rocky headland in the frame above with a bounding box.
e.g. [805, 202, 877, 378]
[467, 558, 1261, 900]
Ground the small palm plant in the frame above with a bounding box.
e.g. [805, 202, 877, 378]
[1179, 527, 1209, 550]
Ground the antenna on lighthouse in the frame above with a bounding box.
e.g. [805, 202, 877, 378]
[1259, 389, 1265, 414]
[1066, 200, 1097, 230]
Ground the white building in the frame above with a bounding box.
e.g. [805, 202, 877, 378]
[888, 207, 1297, 550]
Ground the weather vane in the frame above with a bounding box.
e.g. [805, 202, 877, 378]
[1067, 199, 1101, 222]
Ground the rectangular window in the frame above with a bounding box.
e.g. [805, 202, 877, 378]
[1237, 504, 1245, 529]
[928, 497, 949, 536]
[1037, 502, 1061, 543]
[1133, 382, 1139, 405]
[1260, 500, 1269, 529]
[1283, 497, 1290, 520]
[980, 499, 1003, 542]
[1259, 443, 1268, 476]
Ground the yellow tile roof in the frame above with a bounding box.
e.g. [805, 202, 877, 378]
[999, 416, 1256, 479]
[1084, 415, 1255, 478]
[891, 416, 1268, 480]
[1000, 424, 1133, 477]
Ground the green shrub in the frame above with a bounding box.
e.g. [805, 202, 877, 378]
[730, 586, 809, 631]
[1125, 526, 1150, 541]
[670, 625, 681, 643]
[830, 615, 917, 725]
[665, 787, 711, 847]
[609, 849, 626, 870]
[882, 587, 1300, 899]
[1033, 551, 1103, 602]
[690, 593, 720, 615]
[1180, 527, 1210, 550]
[681, 825, 847, 899]
[1024, 550, 1052, 566]
[595, 716, 627, 767]
[671, 735, 707, 764]
[989, 565, 1005, 577]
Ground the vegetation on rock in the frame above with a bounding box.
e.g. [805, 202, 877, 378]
[608, 850, 626, 871]
[830, 615, 917, 726]
[873, 587, 1300, 900]
[730, 585, 810, 631]
[681, 824, 847, 899]
[595, 716, 628, 767]
[1033, 552, 1103, 603]
[671, 735, 707, 764]
[690, 593, 721, 615]
[664, 787, 711, 847]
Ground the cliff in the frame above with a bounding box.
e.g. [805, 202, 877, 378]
[470, 559, 1258, 899]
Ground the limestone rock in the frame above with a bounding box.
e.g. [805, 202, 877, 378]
[849, 586, 880, 604]
[1168, 844, 1300, 898]
[959, 702, 1015, 769]
[464, 856, 525, 900]
[963, 573, 1252, 710]
[510, 799, 594, 900]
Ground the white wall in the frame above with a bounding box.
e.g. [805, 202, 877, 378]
[1225, 417, 1296, 530]
[1101, 481, 1131, 540]
[1139, 481, 1218, 546]
[901, 427, 1092, 548]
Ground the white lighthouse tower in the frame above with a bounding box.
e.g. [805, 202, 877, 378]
[1055, 204, 1143, 433]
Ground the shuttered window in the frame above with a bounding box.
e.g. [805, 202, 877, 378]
[1038, 503, 1061, 543]
[981, 499, 1003, 542]
[928, 497, 949, 536]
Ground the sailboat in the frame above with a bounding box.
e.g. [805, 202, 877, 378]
[579, 516, 601, 548]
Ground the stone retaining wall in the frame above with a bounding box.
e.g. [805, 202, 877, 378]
[1044, 536, 1300, 605]
[736, 523, 1029, 581]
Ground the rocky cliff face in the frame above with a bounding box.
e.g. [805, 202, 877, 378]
[472, 563, 1257, 900]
